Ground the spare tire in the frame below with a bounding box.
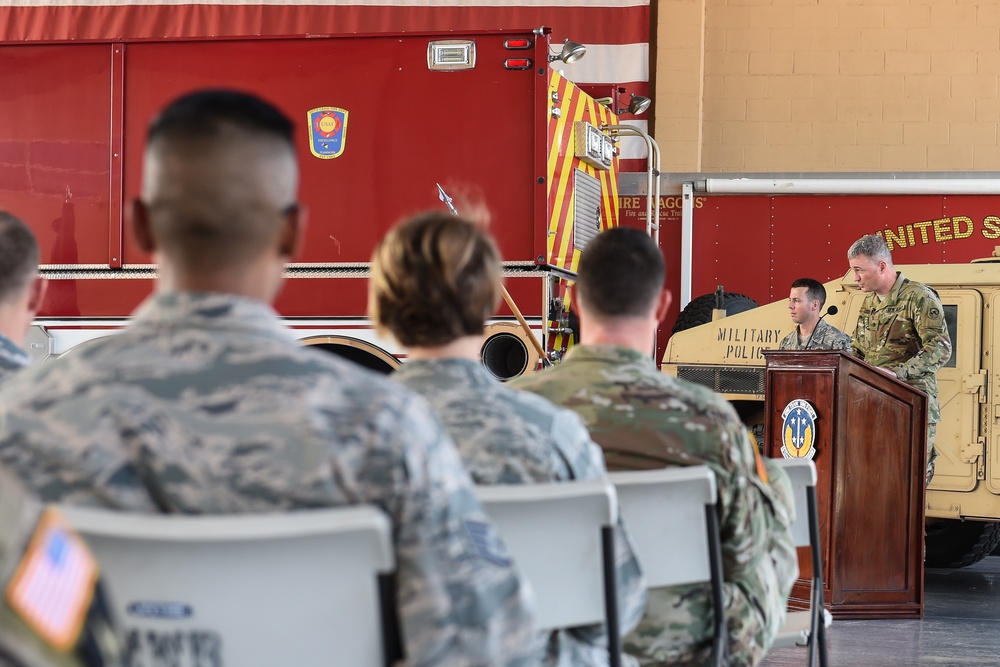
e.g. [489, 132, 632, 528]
[672, 291, 759, 334]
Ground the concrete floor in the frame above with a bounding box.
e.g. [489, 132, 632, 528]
[761, 556, 1000, 667]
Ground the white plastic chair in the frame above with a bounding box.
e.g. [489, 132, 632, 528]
[475, 479, 622, 667]
[60, 505, 396, 667]
[608, 465, 727, 667]
[770, 458, 830, 667]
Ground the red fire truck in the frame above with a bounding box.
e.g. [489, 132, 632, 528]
[1, 2, 652, 376]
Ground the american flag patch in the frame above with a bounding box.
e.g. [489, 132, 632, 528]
[4, 508, 99, 651]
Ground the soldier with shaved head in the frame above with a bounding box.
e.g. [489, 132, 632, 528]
[0, 212, 46, 381]
[513, 227, 798, 667]
[0, 90, 538, 667]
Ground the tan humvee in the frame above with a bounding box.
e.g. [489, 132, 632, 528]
[663, 253, 1000, 568]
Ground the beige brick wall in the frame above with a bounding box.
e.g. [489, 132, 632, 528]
[656, 0, 1000, 172]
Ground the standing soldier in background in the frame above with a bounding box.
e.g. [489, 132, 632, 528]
[848, 234, 952, 484]
[513, 227, 797, 667]
[779, 278, 851, 351]
[0, 212, 47, 381]
[0, 89, 539, 666]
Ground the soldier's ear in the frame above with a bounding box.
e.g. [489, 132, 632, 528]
[277, 203, 306, 260]
[131, 199, 156, 253]
[654, 289, 672, 322]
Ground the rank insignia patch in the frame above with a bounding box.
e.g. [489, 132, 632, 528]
[781, 398, 818, 460]
[307, 107, 349, 159]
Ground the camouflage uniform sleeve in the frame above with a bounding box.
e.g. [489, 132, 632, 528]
[892, 288, 952, 381]
[833, 328, 852, 352]
[387, 397, 542, 666]
[550, 409, 648, 639]
[851, 314, 867, 361]
[711, 410, 774, 583]
[778, 331, 796, 350]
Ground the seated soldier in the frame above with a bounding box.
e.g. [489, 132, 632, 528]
[0, 466, 120, 667]
[513, 227, 798, 667]
[0, 90, 537, 666]
[368, 210, 646, 667]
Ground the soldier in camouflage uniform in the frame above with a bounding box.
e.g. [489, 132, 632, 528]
[0, 212, 47, 382]
[369, 210, 647, 667]
[513, 228, 798, 667]
[848, 234, 952, 484]
[0, 90, 539, 667]
[779, 277, 851, 351]
[1, 466, 121, 667]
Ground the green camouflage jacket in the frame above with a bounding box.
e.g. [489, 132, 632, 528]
[779, 320, 851, 351]
[512, 345, 798, 667]
[851, 273, 952, 422]
[0, 292, 539, 667]
[394, 358, 646, 667]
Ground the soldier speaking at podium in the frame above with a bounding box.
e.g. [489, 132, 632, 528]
[847, 234, 952, 484]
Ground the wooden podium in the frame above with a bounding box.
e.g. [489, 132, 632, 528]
[763, 350, 926, 620]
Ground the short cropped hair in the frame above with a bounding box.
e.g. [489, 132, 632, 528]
[147, 89, 294, 149]
[143, 90, 297, 271]
[576, 227, 665, 318]
[0, 212, 39, 305]
[369, 211, 502, 348]
[848, 234, 892, 263]
[791, 277, 826, 309]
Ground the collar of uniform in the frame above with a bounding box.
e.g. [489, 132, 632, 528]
[131, 291, 295, 342]
[875, 272, 907, 307]
[563, 343, 656, 368]
[0, 332, 31, 370]
[394, 357, 498, 388]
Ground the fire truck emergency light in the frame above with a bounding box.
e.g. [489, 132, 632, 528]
[548, 39, 586, 64]
[618, 93, 652, 116]
[427, 40, 476, 71]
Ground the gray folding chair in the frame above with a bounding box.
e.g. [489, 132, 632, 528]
[770, 458, 830, 667]
[608, 465, 727, 667]
[60, 505, 395, 667]
[475, 479, 622, 667]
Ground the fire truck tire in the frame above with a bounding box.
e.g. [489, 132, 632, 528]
[671, 292, 759, 334]
[925, 519, 1000, 568]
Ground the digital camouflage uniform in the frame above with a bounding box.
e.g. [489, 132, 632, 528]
[394, 358, 647, 667]
[851, 273, 952, 483]
[778, 320, 851, 351]
[0, 333, 30, 383]
[0, 292, 539, 667]
[512, 345, 798, 667]
[0, 467, 120, 667]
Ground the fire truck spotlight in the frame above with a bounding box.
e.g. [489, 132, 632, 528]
[548, 39, 587, 64]
[480, 322, 540, 382]
[618, 94, 651, 116]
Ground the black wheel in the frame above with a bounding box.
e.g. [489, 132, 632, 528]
[672, 291, 759, 334]
[925, 519, 1000, 568]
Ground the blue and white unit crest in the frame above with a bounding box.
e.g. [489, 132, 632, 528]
[780, 398, 818, 460]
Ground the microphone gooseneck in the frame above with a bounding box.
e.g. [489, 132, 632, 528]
[803, 305, 838, 350]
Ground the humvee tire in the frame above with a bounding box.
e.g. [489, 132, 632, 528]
[672, 292, 758, 334]
[925, 519, 1000, 568]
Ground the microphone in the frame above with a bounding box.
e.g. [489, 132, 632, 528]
[804, 305, 838, 350]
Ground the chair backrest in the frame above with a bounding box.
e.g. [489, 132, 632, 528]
[772, 458, 818, 548]
[608, 465, 718, 587]
[475, 479, 618, 631]
[608, 465, 727, 667]
[60, 505, 394, 667]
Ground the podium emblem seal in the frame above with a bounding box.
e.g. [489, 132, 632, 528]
[780, 398, 817, 459]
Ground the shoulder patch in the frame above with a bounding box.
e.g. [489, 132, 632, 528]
[5, 508, 98, 651]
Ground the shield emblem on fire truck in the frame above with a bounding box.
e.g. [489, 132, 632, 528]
[307, 107, 349, 159]
[780, 398, 817, 460]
